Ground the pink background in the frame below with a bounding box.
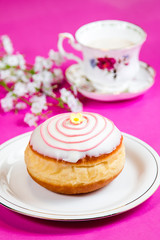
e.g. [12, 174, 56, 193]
[0, 0, 160, 239]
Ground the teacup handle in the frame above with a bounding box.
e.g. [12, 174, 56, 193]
[58, 33, 82, 64]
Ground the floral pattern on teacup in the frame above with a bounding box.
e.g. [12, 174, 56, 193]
[90, 55, 130, 79]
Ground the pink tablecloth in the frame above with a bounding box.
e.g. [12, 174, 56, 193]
[0, 0, 160, 239]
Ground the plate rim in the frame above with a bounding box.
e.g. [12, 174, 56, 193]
[0, 132, 160, 221]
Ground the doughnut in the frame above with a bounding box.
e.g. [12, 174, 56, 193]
[24, 112, 125, 194]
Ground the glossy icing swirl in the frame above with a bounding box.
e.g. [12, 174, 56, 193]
[30, 112, 122, 163]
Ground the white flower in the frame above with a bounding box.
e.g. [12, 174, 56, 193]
[0, 68, 28, 83]
[1, 35, 14, 54]
[16, 69, 29, 82]
[42, 70, 53, 83]
[30, 95, 48, 114]
[8, 75, 18, 83]
[67, 94, 83, 112]
[13, 82, 28, 96]
[3, 54, 26, 69]
[3, 55, 19, 67]
[32, 72, 43, 83]
[0, 69, 12, 80]
[49, 49, 64, 66]
[42, 70, 54, 95]
[32, 70, 53, 88]
[60, 88, 83, 112]
[60, 88, 72, 102]
[24, 113, 38, 127]
[30, 95, 47, 104]
[42, 86, 54, 96]
[0, 69, 26, 83]
[0, 92, 15, 112]
[41, 71, 57, 95]
[15, 102, 27, 110]
[0, 60, 6, 69]
[42, 58, 52, 69]
[53, 68, 63, 83]
[17, 54, 26, 70]
[27, 81, 40, 94]
[34, 57, 43, 72]
[31, 102, 43, 114]
[34, 56, 52, 72]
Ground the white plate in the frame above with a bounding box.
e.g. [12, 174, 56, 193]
[0, 132, 160, 221]
[65, 62, 155, 101]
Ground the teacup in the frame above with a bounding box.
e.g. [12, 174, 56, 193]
[58, 20, 147, 93]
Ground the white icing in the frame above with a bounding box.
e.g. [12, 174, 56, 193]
[30, 112, 122, 163]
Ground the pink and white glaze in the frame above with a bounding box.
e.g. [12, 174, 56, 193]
[30, 112, 122, 163]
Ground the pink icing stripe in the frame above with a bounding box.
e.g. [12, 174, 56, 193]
[47, 113, 103, 143]
[47, 116, 105, 143]
[53, 114, 97, 137]
[62, 116, 89, 130]
[40, 119, 115, 152]
[40, 113, 115, 151]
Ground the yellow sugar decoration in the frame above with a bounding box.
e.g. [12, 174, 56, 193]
[70, 113, 84, 125]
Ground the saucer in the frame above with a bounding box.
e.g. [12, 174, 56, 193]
[65, 62, 155, 101]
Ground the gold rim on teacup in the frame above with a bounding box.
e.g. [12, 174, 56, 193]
[75, 20, 147, 51]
